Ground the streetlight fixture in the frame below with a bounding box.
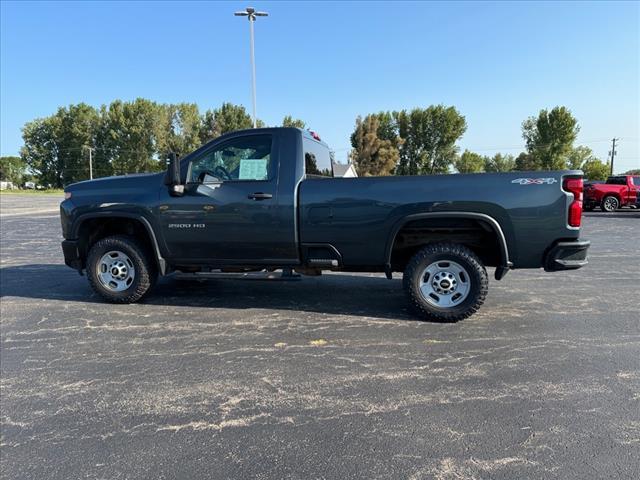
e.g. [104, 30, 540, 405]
[234, 6, 268, 128]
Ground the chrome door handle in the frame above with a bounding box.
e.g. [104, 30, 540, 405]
[248, 192, 272, 200]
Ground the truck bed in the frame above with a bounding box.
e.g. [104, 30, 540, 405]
[298, 171, 579, 269]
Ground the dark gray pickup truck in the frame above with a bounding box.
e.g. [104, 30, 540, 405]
[60, 127, 589, 321]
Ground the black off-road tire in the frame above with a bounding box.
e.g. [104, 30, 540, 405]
[403, 243, 488, 322]
[601, 195, 619, 212]
[86, 235, 157, 303]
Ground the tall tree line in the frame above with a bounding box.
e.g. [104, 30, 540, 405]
[349, 105, 611, 180]
[19, 100, 614, 188]
[20, 100, 298, 187]
[349, 106, 467, 177]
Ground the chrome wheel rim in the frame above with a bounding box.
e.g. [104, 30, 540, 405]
[418, 260, 471, 309]
[97, 250, 135, 292]
[604, 197, 617, 211]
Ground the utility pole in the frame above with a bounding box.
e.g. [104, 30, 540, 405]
[83, 146, 93, 180]
[234, 7, 269, 128]
[609, 138, 618, 175]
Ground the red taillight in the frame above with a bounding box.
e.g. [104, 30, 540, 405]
[563, 177, 583, 227]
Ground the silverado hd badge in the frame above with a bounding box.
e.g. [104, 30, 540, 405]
[168, 223, 205, 229]
[511, 178, 558, 185]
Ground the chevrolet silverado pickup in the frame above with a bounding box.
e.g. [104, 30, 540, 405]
[60, 128, 590, 322]
[584, 175, 640, 212]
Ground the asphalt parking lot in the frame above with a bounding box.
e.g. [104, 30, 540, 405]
[1, 194, 638, 479]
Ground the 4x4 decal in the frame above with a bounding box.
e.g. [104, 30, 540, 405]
[511, 178, 558, 185]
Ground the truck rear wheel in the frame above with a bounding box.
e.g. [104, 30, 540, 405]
[403, 243, 488, 322]
[601, 195, 619, 212]
[87, 235, 156, 303]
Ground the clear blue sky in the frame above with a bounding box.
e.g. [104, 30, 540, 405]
[1, 1, 638, 172]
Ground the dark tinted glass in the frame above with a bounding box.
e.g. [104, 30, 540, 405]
[606, 176, 627, 185]
[304, 139, 332, 177]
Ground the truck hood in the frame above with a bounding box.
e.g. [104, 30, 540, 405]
[65, 172, 164, 192]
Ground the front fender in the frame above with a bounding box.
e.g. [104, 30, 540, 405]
[70, 211, 167, 275]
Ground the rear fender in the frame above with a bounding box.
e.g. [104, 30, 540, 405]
[384, 212, 512, 279]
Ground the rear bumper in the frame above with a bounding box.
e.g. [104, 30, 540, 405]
[61, 240, 82, 272]
[543, 239, 590, 272]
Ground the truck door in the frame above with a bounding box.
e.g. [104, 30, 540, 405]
[632, 176, 640, 205]
[625, 176, 638, 205]
[156, 133, 299, 265]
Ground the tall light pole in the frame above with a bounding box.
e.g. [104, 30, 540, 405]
[83, 145, 93, 180]
[234, 7, 268, 128]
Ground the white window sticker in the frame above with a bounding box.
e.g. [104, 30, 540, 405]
[238, 159, 268, 180]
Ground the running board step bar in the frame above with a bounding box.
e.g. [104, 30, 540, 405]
[174, 270, 301, 281]
[307, 259, 339, 267]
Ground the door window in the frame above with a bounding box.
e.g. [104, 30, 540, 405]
[188, 135, 273, 183]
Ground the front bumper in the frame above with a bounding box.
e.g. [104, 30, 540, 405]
[61, 240, 82, 272]
[543, 239, 590, 272]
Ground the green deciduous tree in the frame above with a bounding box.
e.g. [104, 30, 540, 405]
[199, 103, 258, 144]
[57, 103, 101, 185]
[282, 115, 306, 129]
[158, 103, 202, 160]
[522, 106, 579, 170]
[567, 146, 597, 170]
[564, 146, 609, 180]
[98, 98, 164, 175]
[0, 156, 25, 185]
[455, 150, 485, 173]
[484, 153, 516, 172]
[21, 116, 59, 186]
[199, 109, 217, 145]
[349, 113, 402, 176]
[514, 152, 539, 171]
[21, 103, 100, 187]
[20, 99, 268, 185]
[582, 158, 610, 181]
[395, 105, 467, 175]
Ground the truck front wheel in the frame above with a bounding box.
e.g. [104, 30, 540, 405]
[86, 235, 156, 303]
[601, 196, 619, 212]
[403, 243, 488, 322]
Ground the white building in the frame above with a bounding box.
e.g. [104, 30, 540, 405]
[332, 162, 358, 178]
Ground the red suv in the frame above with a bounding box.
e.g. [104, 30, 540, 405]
[584, 175, 640, 212]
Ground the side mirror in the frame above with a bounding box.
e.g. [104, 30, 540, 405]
[165, 152, 184, 196]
